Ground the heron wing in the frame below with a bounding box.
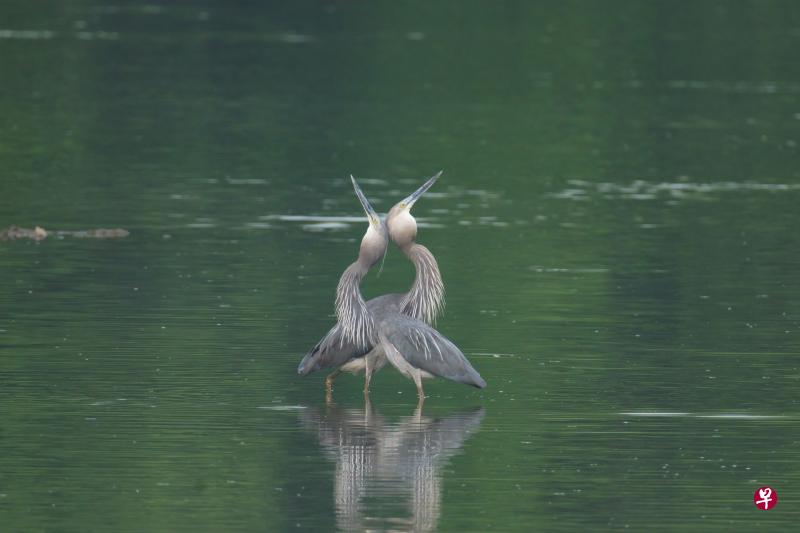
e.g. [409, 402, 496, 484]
[297, 323, 368, 375]
[383, 317, 486, 388]
[297, 294, 404, 376]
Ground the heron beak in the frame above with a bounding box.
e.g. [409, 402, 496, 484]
[350, 175, 381, 228]
[400, 170, 442, 210]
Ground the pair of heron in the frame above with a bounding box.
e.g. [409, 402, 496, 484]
[297, 172, 486, 402]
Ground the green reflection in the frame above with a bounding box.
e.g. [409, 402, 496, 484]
[2, 1, 800, 531]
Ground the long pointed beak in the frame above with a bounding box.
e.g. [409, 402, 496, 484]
[401, 170, 443, 209]
[350, 175, 381, 228]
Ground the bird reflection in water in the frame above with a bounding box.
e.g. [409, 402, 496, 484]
[299, 400, 485, 532]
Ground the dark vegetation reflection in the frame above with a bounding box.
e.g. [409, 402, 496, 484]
[299, 401, 484, 532]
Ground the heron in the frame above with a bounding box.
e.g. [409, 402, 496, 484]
[298, 176, 486, 402]
[297, 173, 444, 395]
[384, 171, 445, 326]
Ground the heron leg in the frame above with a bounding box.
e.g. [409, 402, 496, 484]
[413, 369, 425, 404]
[363, 357, 372, 396]
[325, 369, 341, 403]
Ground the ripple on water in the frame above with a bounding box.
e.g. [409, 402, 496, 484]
[225, 178, 269, 185]
[620, 412, 788, 419]
[260, 214, 444, 232]
[263, 215, 365, 223]
[667, 79, 800, 94]
[0, 29, 56, 39]
[243, 222, 273, 229]
[0, 29, 121, 40]
[186, 217, 217, 228]
[302, 222, 350, 232]
[695, 414, 788, 420]
[528, 266, 610, 273]
[552, 179, 800, 202]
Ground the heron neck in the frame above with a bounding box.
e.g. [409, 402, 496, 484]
[335, 261, 373, 349]
[400, 242, 445, 324]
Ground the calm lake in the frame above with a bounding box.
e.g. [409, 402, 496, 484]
[2, 1, 799, 531]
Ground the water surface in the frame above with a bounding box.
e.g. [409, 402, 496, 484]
[2, 1, 800, 531]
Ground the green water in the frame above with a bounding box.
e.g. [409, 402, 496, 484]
[2, 1, 800, 531]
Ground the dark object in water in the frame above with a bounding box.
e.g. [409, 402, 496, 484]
[0, 225, 48, 241]
[0, 225, 129, 242]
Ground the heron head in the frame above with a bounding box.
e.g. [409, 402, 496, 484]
[386, 171, 442, 248]
[351, 176, 388, 267]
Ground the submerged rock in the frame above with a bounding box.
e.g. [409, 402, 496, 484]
[0, 225, 129, 242]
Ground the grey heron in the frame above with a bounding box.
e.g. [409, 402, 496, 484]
[297, 175, 486, 401]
